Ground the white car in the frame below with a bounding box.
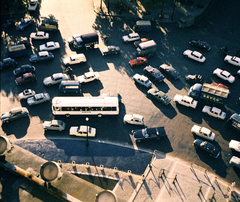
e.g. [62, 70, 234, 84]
[122, 33, 140, 43]
[28, 0, 38, 11]
[27, 93, 50, 106]
[68, 34, 81, 44]
[42, 120, 66, 131]
[133, 74, 152, 88]
[63, 53, 87, 65]
[123, 114, 144, 125]
[39, 41, 60, 51]
[18, 89, 36, 99]
[69, 125, 96, 137]
[202, 105, 226, 120]
[213, 68, 235, 83]
[30, 31, 49, 40]
[173, 94, 198, 108]
[43, 73, 69, 86]
[183, 49, 206, 63]
[229, 140, 240, 153]
[77, 72, 100, 83]
[191, 125, 215, 141]
[224, 55, 240, 67]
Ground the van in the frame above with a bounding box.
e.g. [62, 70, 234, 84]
[8, 44, 28, 58]
[59, 80, 81, 94]
[38, 17, 58, 32]
[133, 20, 151, 32]
[227, 113, 240, 132]
[136, 40, 157, 56]
[178, 15, 195, 29]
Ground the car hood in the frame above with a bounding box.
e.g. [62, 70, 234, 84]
[27, 97, 35, 104]
[124, 114, 132, 122]
[70, 126, 79, 134]
[1, 112, 10, 119]
[43, 76, 52, 84]
[15, 76, 23, 83]
[30, 54, 38, 61]
[77, 75, 85, 83]
[42, 121, 51, 128]
[229, 140, 240, 151]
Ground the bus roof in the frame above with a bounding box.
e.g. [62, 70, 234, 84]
[52, 96, 119, 107]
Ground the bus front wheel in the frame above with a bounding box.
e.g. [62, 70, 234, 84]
[66, 114, 70, 117]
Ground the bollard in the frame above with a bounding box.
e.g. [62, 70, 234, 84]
[86, 162, 90, 168]
[197, 186, 202, 195]
[114, 167, 118, 172]
[141, 174, 145, 180]
[100, 164, 104, 170]
[173, 174, 177, 184]
[159, 169, 165, 178]
[72, 161, 75, 165]
[127, 170, 132, 176]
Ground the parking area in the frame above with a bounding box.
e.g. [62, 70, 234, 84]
[1, 0, 240, 188]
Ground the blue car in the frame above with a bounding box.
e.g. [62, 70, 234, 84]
[29, 51, 54, 63]
[0, 58, 17, 69]
[16, 18, 34, 30]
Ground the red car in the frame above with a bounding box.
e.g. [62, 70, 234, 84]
[129, 57, 148, 67]
[15, 72, 36, 85]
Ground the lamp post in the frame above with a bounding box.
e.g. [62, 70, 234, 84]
[86, 117, 89, 147]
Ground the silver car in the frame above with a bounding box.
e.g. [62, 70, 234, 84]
[1, 107, 29, 123]
[27, 93, 50, 106]
[42, 120, 66, 131]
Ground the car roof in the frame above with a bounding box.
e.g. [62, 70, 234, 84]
[39, 51, 49, 56]
[183, 96, 193, 102]
[211, 107, 221, 114]
[200, 127, 211, 135]
[46, 41, 55, 46]
[70, 54, 85, 60]
[129, 33, 139, 37]
[37, 31, 45, 35]
[192, 51, 202, 57]
[35, 93, 44, 99]
[10, 107, 23, 113]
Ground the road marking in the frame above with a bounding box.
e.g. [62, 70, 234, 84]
[129, 134, 138, 150]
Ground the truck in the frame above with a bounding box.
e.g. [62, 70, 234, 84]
[73, 32, 99, 49]
[188, 83, 230, 105]
[178, 15, 195, 29]
[38, 16, 58, 32]
[133, 20, 151, 32]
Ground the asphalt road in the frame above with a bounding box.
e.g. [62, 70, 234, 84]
[1, 0, 240, 186]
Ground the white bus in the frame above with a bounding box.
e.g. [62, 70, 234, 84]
[52, 96, 119, 117]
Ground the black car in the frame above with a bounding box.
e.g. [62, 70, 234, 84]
[159, 64, 180, 79]
[0, 58, 17, 69]
[193, 139, 220, 158]
[13, 65, 36, 76]
[189, 40, 211, 51]
[16, 18, 34, 30]
[132, 127, 166, 142]
[185, 74, 203, 83]
[143, 65, 165, 82]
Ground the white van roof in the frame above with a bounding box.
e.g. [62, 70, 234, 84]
[139, 40, 156, 48]
[136, 20, 151, 26]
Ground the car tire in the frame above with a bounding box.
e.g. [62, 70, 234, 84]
[194, 145, 198, 148]
[66, 114, 70, 117]
[48, 84, 52, 86]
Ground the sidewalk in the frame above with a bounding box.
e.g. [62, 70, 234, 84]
[93, 0, 213, 22]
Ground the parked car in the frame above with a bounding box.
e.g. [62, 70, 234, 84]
[123, 114, 144, 125]
[43, 73, 69, 86]
[63, 53, 87, 66]
[17, 38, 31, 48]
[29, 51, 54, 63]
[39, 41, 60, 51]
[42, 120, 66, 131]
[28, 0, 38, 11]
[27, 93, 50, 106]
[173, 94, 198, 108]
[213, 68, 235, 83]
[229, 156, 240, 169]
[77, 72, 100, 83]
[131, 127, 166, 142]
[134, 38, 149, 47]
[143, 65, 165, 82]
[30, 31, 49, 40]
[193, 139, 220, 158]
[0, 58, 17, 69]
[1, 107, 29, 123]
[185, 74, 203, 83]
[69, 125, 96, 137]
[189, 40, 211, 51]
[147, 88, 171, 105]
[13, 65, 36, 76]
[68, 34, 81, 45]
[129, 57, 148, 67]
[133, 74, 152, 88]
[191, 125, 215, 141]
[15, 72, 36, 85]
[229, 140, 240, 153]
[159, 64, 180, 79]
[18, 89, 36, 100]
[101, 45, 120, 55]
[16, 18, 34, 30]
[183, 49, 206, 63]
[224, 55, 240, 67]
[122, 33, 140, 43]
[202, 106, 226, 120]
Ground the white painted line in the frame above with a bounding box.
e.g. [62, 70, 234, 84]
[129, 134, 138, 150]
